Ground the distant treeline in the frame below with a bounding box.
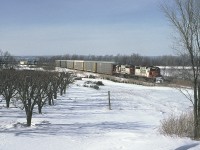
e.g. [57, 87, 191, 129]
[38, 53, 191, 67]
[0, 49, 191, 68]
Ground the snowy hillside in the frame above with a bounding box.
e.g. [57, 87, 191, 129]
[0, 78, 199, 150]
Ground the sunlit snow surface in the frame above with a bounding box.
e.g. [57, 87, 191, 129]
[0, 78, 199, 150]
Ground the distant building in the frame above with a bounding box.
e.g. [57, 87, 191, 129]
[19, 60, 38, 65]
[19, 60, 28, 65]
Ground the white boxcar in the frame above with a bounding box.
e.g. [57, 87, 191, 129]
[66, 60, 74, 69]
[96, 62, 115, 75]
[74, 60, 84, 71]
[55, 60, 61, 67]
[60, 60, 67, 68]
[84, 61, 97, 72]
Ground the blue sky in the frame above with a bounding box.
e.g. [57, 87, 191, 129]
[0, 0, 174, 56]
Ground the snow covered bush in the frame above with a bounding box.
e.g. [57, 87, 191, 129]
[83, 80, 104, 90]
[90, 84, 99, 90]
[159, 112, 194, 138]
[95, 81, 104, 86]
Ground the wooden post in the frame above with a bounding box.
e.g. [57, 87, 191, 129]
[108, 91, 111, 110]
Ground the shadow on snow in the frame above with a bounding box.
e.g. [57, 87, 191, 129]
[175, 143, 199, 150]
[0, 121, 152, 137]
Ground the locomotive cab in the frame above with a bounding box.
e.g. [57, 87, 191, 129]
[121, 65, 134, 75]
[135, 66, 161, 78]
[148, 67, 161, 78]
[114, 65, 134, 75]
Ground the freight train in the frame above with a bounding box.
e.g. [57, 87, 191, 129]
[55, 60, 161, 81]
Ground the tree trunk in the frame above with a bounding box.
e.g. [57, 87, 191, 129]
[193, 82, 199, 139]
[38, 105, 42, 114]
[64, 88, 66, 94]
[6, 98, 10, 108]
[52, 98, 54, 105]
[60, 89, 63, 96]
[26, 111, 33, 127]
[194, 105, 198, 138]
[48, 96, 52, 105]
[37, 96, 43, 114]
[197, 84, 200, 138]
[54, 91, 57, 99]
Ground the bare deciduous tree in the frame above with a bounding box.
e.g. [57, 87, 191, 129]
[0, 66, 72, 126]
[16, 75, 38, 126]
[45, 75, 55, 105]
[52, 74, 60, 100]
[59, 72, 72, 96]
[0, 50, 16, 69]
[0, 70, 18, 108]
[35, 74, 48, 114]
[162, 0, 200, 139]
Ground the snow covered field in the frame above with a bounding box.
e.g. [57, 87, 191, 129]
[0, 78, 200, 150]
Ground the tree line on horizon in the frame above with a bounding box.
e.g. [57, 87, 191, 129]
[0, 49, 192, 68]
[37, 53, 191, 67]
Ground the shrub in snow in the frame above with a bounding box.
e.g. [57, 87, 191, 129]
[95, 81, 104, 86]
[83, 81, 100, 90]
[74, 77, 82, 80]
[159, 111, 194, 138]
[90, 85, 99, 90]
[84, 81, 93, 84]
[83, 84, 89, 87]
[88, 75, 96, 79]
